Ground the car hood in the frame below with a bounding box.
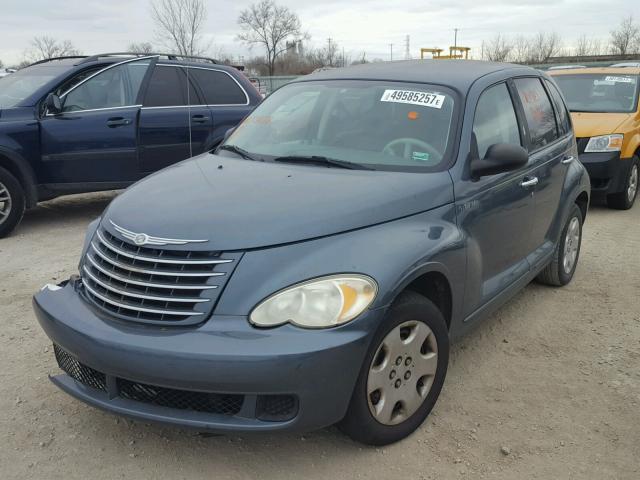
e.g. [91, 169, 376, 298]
[570, 111, 632, 138]
[103, 153, 454, 250]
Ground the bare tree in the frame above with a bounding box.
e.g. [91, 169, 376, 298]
[26, 36, 81, 62]
[532, 32, 563, 63]
[610, 16, 640, 55]
[151, 0, 209, 56]
[128, 42, 155, 54]
[510, 35, 533, 63]
[0, 58, 3, 69]
[481, 34, 513, 62]
[573, 35, 604, 57]
[237, 0, 306, 76]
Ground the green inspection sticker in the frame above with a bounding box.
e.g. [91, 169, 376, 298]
[412, 151, 430, 162]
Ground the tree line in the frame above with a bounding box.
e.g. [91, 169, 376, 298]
[481, 16, 640, 63]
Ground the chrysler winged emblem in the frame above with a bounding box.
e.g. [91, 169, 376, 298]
[109, 220, 207, 246]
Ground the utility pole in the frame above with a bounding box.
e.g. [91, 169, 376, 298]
[389, 43, 394, 61]
[327, 37, 333, 66]
[454, 28, 459, 49]
[404, 35, 411, 60]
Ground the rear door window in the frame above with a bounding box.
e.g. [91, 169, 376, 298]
[143, 65, 201, 107]
[514, 77, 559, 151]
[473, 83, 522, 159]
[190, 68, 248, 105]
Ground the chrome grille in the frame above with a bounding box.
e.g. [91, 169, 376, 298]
[80, 226, 241, 325]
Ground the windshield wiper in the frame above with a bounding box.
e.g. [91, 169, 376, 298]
[272, 155, 374, 170]
[217, 144, 258, 161]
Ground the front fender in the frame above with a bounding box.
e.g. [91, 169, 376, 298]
[215, 203, 465, 330]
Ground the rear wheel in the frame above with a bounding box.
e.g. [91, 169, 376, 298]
[536, 204, 583, 286]
[0, 166, 25, 238]
[339, 291, 449, 445]
[607, 156, 638, 210]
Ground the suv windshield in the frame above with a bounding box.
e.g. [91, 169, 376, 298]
[223, 80, 456, 171]
[0, 65, 67, 108]
[553, 73, 639, 113]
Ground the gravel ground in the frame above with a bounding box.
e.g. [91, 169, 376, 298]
[1, 192, 639, 480]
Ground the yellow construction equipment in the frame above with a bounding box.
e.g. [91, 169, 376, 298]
[421, 46, 470, 60]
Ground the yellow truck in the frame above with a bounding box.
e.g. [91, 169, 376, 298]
[549, 67, 639, 209]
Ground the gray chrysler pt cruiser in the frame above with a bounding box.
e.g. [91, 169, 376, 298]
[34, 60, 590, 445]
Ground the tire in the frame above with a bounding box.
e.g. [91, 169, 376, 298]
[339, 291, 449, 445]
[607, 156, 638, 210]
[0, 166, 26, 239]
[536, 204, 583, 287]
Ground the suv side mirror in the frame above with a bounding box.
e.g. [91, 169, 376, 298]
[471, 143, 529, 178]
[45, 93, 62, 114]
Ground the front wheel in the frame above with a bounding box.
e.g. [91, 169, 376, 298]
[607, 156, 638, 210]
[0, 166, 26, 238]
[339, 291, 449, 445]
[536, 204, 583, 286]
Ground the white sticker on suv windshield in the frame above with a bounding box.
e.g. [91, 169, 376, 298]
[604, 76, 635, 84]
[380, 89, 445, 109]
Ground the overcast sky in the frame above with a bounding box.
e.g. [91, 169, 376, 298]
[0, 0, 637, 66]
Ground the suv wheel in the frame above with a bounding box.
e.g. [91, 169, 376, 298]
[0, 166, 26, 238]
[607, 156, 639, 210]
[339, 291, 449, 445]
[536, 204, 583, 286]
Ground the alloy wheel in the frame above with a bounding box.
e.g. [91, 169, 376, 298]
[0, 182, 12, 226]
[367, 320, 438, 425]
[627, 164, 638, 204]
[563, 216, 580, 274]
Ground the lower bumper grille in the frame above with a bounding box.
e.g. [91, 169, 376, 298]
[52, 345, 298, 422]
[54, 344, 106, 392]
[118, 379, 243, 415]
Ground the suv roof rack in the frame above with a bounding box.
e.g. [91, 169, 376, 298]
[28, 56, 88, 67]
[78, 52, 220, 65]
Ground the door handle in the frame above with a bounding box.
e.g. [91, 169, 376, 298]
[106, 117, 131, 127]
[561, 155, 575, 164]
[191, 114, 208, 123]
[520, 177, 539, 188]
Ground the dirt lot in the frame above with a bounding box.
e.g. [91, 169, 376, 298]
[0, 192, 638, 479]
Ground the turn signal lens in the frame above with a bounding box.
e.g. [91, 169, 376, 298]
[250, 275, 378, 329]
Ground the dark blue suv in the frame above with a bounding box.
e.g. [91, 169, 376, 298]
[0, 53, 261, 237]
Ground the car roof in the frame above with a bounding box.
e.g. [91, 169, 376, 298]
[292, 60, 536, 92]
[548, 66, 640, 76]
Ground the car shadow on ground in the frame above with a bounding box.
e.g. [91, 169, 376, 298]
[15, 191, 120, 235]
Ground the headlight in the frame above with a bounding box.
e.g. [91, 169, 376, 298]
[584, 134, 623, 152]
[250, 274, 378, 329]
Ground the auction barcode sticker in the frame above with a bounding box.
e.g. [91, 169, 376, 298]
[380, 89, 445, 109]
[604, 76, 635, 84]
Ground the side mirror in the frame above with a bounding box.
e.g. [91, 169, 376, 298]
[223, 127, 235, 143]
[45, 93, 62, 114]
[471, 143, 529, 178]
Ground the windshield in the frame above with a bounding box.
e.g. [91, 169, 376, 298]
[553, 73, 639, 113]
[222, 80, 456, 171]
[0, 66, 65, 108]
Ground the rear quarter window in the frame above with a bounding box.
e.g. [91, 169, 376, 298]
[545, 79, 571, 136]
[190, 69, 248, 105]
[514, 77, 559, 151]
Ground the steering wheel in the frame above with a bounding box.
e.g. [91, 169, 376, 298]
[383, 138, 441, 164]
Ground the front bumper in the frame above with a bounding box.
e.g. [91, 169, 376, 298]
[578, 151, 633, 195]
[33, 279, 383, 433]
